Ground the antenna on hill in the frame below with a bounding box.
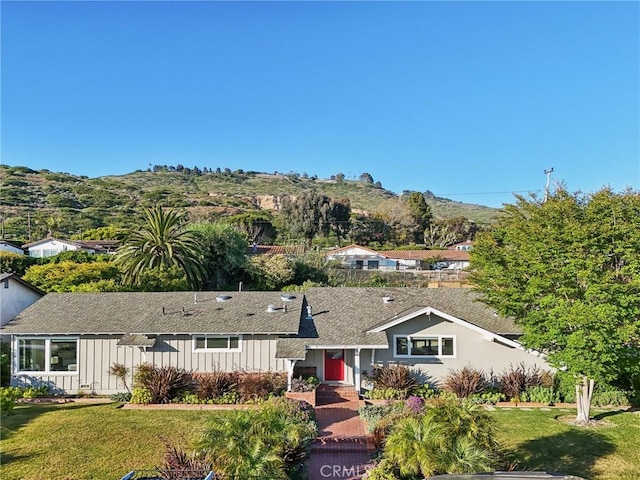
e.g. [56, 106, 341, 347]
[544, 168, 554, 203]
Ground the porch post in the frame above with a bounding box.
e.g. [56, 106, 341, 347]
[354, 348, 361, 394]
[285, 359, 297, 392]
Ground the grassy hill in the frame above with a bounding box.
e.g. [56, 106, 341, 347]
[0, 164, 500, 241]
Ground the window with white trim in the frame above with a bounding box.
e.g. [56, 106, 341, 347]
[18, 338, 79, 373]
[193, 335, 241, 352]
[394, 335, 455, 357]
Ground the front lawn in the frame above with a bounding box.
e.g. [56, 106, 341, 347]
[1, 403, 638, 480]
[492, 408, 640, 480]
[1, 402, 213, 480]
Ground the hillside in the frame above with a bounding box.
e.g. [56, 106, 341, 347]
[0, 165, 500, 241]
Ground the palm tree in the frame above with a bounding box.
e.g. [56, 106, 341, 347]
[381, 398, 496, 477]
[193, 410, 287, 480]
[115, 206, 205, 289]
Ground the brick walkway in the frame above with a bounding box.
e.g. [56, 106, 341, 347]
[306, 386, 375, 480]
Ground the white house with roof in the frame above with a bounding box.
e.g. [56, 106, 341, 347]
[23, 238, 120, 258]
[1, 288, 551, 395]
[325, 244, 470, 270]
[1, 240, 25, 255]
[0, 273, 44, 327]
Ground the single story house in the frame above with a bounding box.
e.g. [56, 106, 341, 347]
[23, 238, 120, 258]
[1, 288, 550, 396]
[0, 240, 25, 255]
[0, 273, 45, 327]
[326, 244, 470, 270]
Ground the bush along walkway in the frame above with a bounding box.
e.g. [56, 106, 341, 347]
[306, 386, 375, 480]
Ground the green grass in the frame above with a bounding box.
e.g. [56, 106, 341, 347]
[3, 403, 637, 480]
[492, 408, 640, 480]
[0, 403, 213, 480]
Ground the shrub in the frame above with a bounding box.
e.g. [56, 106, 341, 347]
[237, 372, 287, 402]
[108, 362, 130, 393]
[194, 370, 239, 400]
[521, 386, 559, 405]
[109, 392, 132, 402]
[133, 364, 195, 404]
[0, 387, 22, 414]
[413, 384, 438, 399]
[442, 366, 487, 398]
[130, 387, 153, 405]
[290, 376, 319, 393]
[498, 363, 552, 401]
[404, 395, 424, 413]
[159, 438, 212, 478]
[467, 391, 506, 405]
[365, 387, 410, 400]
[372, 364, 418, 392]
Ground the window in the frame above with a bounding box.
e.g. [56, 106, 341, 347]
[393, 335, 455, 358]
[18, 338, 78, 373]
[367, 260, 379, 270]
[193, 335, 241, 352]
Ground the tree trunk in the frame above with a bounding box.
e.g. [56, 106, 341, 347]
[575, 376, 594, 424]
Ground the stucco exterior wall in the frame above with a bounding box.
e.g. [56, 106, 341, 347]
[1, 280, 42, 326]
[363, 313, 551, 385]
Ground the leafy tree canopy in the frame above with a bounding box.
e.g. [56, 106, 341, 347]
[470, 188, 640, 421]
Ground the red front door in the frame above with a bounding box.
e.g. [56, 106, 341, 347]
[324, 349, 344, 382]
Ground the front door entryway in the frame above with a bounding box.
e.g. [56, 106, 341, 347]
[324, 349, 345, 381]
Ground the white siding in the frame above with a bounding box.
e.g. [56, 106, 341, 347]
[1, 279, 42, 326]
[12, 334, 288, 395]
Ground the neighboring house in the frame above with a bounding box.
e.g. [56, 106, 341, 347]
[448, 241, 473, 251]
[0, 240, 25, 255]
[0, 273, 44, 327]
[1, 288, 550, 395]
[23, 238, 120, 258]
[325, 244, 470, 270]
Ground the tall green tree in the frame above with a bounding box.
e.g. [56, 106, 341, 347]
[189, 221, 247, 289]
[470, 188, 640, 424]
[328, 197, 351, 247]
[279, 191, 331, 248]
[115, 206, 205, 289]
[406, 192, 433, 243]
[226, 212, 277, 245]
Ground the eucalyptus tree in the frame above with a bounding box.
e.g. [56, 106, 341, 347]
[470, 187, 640, 424]
[115, 206, 205, 289]
[279, 190, 331, 248]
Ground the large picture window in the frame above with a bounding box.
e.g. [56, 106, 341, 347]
[193, 335, 241, 352]
[18, 338, 78, 373]
[394, 335, 455, 358]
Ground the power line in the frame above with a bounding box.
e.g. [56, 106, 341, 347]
[432, 190, 541, 196]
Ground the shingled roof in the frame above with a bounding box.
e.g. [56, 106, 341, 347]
[275, 287, 520, 359]
[1, 291, 304, 335]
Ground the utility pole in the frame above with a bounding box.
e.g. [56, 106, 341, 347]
[544, 168, 554, 203]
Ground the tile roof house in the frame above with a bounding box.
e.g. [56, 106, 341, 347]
[22, 238, 120, 258]
[1, 288, 550, 395]
[325, 244, 470, 270]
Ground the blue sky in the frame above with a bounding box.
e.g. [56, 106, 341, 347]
[2, 1, 638, 208]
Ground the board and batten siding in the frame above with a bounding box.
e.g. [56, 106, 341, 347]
[15, 333, 287, 395]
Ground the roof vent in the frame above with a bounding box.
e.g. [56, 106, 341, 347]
[216, 295, 232, 302]
[382, 296, 394, 303]
[306, 305, 313, 319]
[280, 294, 296, 302]
[266, 304, 278, 313]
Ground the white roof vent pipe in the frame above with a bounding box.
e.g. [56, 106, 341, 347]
[216, 295, 231, 302]
[382, 296, 394, 303]
[266, 304, 278, 313]
[306, 305, 313, 319]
